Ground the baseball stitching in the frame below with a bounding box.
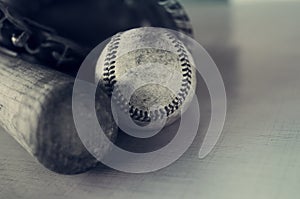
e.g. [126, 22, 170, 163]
[102, 31, 193, 123]
[103, 33, 122, 94]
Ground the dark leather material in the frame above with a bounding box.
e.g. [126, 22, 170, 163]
[0, 0, 193, 75]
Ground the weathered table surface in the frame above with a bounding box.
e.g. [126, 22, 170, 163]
[1, 2, 300, 199]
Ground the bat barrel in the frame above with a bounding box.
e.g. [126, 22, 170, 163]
[0, 53, 117, 174]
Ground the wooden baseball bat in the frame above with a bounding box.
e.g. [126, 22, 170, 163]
[0, 51, 118, 174]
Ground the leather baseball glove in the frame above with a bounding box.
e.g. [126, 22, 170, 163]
[0, 0, 193, 75]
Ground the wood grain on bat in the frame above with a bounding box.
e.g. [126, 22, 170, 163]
[0, 53, 118, 174]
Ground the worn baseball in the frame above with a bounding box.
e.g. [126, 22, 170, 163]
[96, 27, 196, 130]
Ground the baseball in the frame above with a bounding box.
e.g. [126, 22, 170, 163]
[96, 27, 196, 130]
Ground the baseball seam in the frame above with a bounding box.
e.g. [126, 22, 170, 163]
[103, 33, 122, 94]
[102, 31, 193, 123]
